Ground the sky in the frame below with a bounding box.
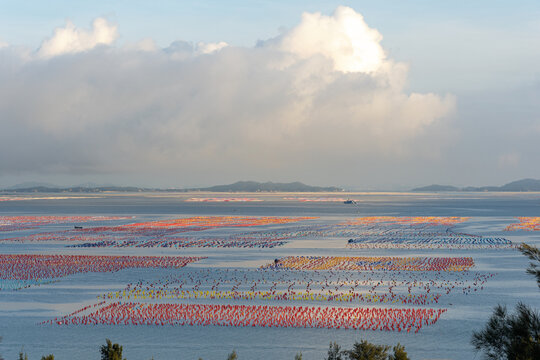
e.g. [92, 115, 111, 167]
[0, 1, 539, 190]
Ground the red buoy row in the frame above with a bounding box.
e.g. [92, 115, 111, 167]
[44, 302, 447, 333]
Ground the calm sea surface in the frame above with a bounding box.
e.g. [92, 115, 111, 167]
[0, 192, 539, 360]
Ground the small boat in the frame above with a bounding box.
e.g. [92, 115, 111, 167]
[343, 199, 357, 204]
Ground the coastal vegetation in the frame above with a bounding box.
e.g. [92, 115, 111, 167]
[325, 340, 410, 360]
[10, 340, 409, 360]
[471, 243, 540, 360]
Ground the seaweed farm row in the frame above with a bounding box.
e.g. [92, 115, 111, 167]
[1, 215, 533, 250]
[0, 254, 205, 289]
[42, 302, 447, 333]
[265, 256, 474, 271]
[100, 267, 493, 305]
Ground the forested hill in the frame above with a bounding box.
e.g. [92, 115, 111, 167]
[193, 181, 344, 192]
[412, 178, 540, 192]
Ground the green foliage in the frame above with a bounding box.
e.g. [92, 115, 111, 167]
[100, 339, 126, 360]
[226, 350, 237, 360]
[18, 348, 28, 360]
[344, 340, 390, 360]
[519, 243, 540, 288]
[294, 352, 302, 360]
[389, 344, 410, 360]
[471, 303, 540, 360]
[327, 342, 343, 360]
[328, 341, 409, 360]
[472, 243, 540, 360]
[41, 355, 54, 360]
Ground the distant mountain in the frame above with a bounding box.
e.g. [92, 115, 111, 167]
[411, 184, 460, 192]
[6, 182, 61, 190]
[412, 178, 540, 192]
[1, 181, 344, 193]
[499, 178, 540, 191]
[192, 181, 344, 192]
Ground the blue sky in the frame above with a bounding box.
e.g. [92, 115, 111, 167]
[0, 1, 539, 189]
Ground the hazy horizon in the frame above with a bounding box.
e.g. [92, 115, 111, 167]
[4, 178, 540, 193]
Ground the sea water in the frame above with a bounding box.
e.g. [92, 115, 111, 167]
[0, 192, 539, 360]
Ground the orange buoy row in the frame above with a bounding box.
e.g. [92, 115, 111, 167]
[264, 256, 474, 272]
[504, 217, 540, 231]
[124, 216, 318, 229]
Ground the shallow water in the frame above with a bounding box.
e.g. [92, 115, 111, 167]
[0, 192, 539, 360]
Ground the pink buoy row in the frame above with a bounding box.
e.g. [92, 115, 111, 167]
[0, 254, 206, 281]
[283, 197, 348, 202]
[185, 198, 263, 202]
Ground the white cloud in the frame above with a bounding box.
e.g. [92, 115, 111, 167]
[196, 41, 228, 54]
[0, 39, 7, 49]
[280, 6, 386, 73]
[0, 8, 455, 185]
[38, 17, 117, 58]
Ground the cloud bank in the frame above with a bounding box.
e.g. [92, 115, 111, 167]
[0, 7, 455, 186]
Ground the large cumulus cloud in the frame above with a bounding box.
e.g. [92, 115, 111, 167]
[0, 7, 454, 186]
